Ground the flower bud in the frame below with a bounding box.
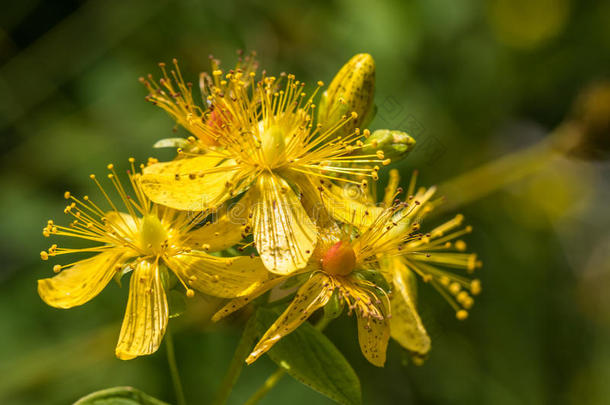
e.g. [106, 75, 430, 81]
[318, 53, 376, 136]
[322, 241, 357, 276]
[359, 129, 416, 162]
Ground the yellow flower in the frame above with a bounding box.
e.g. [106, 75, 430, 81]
[138, 55, 389, 275]
[214, 223, 403, 367]
[38, 160, 268, 360]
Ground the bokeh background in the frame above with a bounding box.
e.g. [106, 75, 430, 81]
[1, 0, 609, 404]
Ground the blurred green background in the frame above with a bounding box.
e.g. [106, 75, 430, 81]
[1, 0, 609, 404]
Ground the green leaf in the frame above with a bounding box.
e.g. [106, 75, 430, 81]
[255, 308, 362, 405]
[74, 386, 169, 405]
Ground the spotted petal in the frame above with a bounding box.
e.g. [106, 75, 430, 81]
[140, 155, 239, 211]
[115, 260, 168, 360]
[166, 253, 270, 298]
[38, 250, 128, 309]
[246, 273, 332, 363]
[357, 314, 390, 367]
[252, 174, 316, 275]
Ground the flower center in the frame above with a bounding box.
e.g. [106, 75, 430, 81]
[322, 241, 357, 276]
[139, 214, 168, 255]
[260, 124, 287, 168]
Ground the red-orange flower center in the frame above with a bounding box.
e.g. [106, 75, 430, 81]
[322, 241, 356, 276]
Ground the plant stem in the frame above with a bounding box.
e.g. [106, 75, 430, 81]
[166, 328, 186, 405]
[211, 314, 258, 405]
[243, 368, 286, 405]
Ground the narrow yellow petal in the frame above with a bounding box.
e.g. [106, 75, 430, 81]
[246, 274, 333, 363]
[357, 314, 390, 367]
[253, 174, 316, 275]
[211, 277, 286, 322]
[115, 260, 168, 360]
[166, 253, 270, 298]
[386, 257, 431, 356]
[105, 211, 139, 239]
[140, 155, 238, 211]
[38, 250, 127, 309]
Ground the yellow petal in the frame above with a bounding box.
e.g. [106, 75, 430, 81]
[321, 182, 382, 228]
[38, 250, 127, 309]
[283, 170, 334, 228]
[185, 195, 253, 251]
[211, 276, 286, 322]
[115, 260, 168, 360]
[252, 174, 316, 275]
[246, 273, 333, 363]
[140, 155, 239, 211]
[105, 211, 139, 239]
[166, 253, 270, 298]
[357, 315, 390, 367]
[387, 256, 430, 356]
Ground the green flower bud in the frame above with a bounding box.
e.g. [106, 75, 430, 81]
[360, 129, 416, 162]
[318, 53, 376, 136]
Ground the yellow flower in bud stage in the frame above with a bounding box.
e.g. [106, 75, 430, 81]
[318, 53, 376, 137]
[38, 160, 269, 360]
[139, 56, 390, 275]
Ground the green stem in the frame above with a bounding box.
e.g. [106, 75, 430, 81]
[211, 314, 258, 405]
[243, 368, 286, 405]
[166, 328, 186, 405]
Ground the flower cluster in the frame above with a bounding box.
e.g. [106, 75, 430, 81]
[39, 52, 481, 366]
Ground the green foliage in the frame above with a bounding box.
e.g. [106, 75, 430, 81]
[256, 308, 362, 405]
[74, 387, 169, 405]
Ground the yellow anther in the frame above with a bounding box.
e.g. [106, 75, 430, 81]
[363, 129, 370, 137]
[455, 240, 467, 251]
[351, 111, 358, 119]
[382, 158, 391, 166]
[128, 157, 135, 163]
[470, 279, 482, 295]
[64, 191, 71, 199]
[456, 310, 469, 320]
[449, 282, 461, 295]
[317, 80, 324, 86]
[53, 264, 62, 273]
[40, 251, 49, 260]
[186, 289, 195, 298]
[107, 163, 114, 170]
[467, 254, 477, 272]
[89, 174, 96, 179]
[376, 150, 385, 159]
